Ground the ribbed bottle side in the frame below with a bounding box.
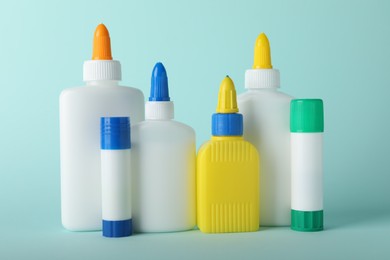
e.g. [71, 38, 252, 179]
[210, 202, 255, 233]
[209, 141, 255, 163]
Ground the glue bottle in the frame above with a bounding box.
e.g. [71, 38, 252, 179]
[238, 33, 293, 226]
[101, 117, 132, 237]
[59, 24, 144, 231]
[197, 76, 259, 233]
[290, 99, 324, 232]
[131, 62, 196, 232]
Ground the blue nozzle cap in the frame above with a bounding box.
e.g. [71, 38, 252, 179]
[101, 117, 131, 150]
[212, 113, 243, 136]
[149, 62, 170, 101]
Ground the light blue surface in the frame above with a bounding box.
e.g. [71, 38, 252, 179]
[0, 0, 389, 259]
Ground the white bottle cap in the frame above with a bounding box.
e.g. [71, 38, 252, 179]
[245, 68, 280, 89]
[245, 33, 280, 89]
[83, 60, 122, 82]
[145, 63, 174, 120]
[145, 101, 174, 120]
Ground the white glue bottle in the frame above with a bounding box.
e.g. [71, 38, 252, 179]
[290, 99, 324, 232]
[59, 24, 144, 231]
[131, 62, 196, 232]
[238, 33, 293, 226]
[101, 117, 132, 237]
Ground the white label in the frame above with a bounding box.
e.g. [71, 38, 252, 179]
[101, 149, 132, 220]
[291, 133, 323, 211]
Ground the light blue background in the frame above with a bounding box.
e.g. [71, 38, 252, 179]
[0, 0, 389, 259]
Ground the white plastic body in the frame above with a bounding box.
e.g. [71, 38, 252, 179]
[291, 133, 323, 211]
[59, 81, 144, 231]
[238, 88, 293, 226]
[101, 150, 132, 221]
[131, 120, 196, 232]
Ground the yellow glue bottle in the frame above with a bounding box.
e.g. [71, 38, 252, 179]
[197, 76, 260, 233]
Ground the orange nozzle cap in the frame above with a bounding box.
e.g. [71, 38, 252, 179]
[92, 24, 112, 60]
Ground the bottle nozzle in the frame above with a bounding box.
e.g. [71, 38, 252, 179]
[212, 76, 243, 136]
[253, 33, 272, 69]
[216, 76, 239, 113]
[149, 62, 170, 101]
[92, 24, 112, 60]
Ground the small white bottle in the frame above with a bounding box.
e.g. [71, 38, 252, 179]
[101, 117, 132, 237]
[131, 62, 196, 232]
[238, 33, 293, 226]
[59, 24, 144, 231]
[290, 99, 324, 232]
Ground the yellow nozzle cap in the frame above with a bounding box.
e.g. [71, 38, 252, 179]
[92, 24, 112, 60]
[216, 76, 239, 113]
[253, 33, 272, 69]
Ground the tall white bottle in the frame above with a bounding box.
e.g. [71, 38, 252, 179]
[237, 33, 293, 226]
[131, 62, 196, 232]
[59, 24, 144, 231]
